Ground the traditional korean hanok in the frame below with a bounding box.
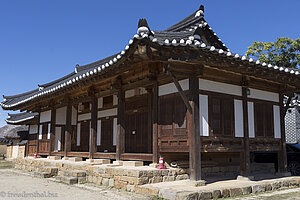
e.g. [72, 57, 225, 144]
[1, 5, 299, 180]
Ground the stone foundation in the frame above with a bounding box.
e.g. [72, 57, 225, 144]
[13, 157, 189, 192]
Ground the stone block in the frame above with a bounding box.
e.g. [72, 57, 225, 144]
[102, 178, 109, 186]
[199, 191, 212, 199]
[289, 179, 299, 187]
[108, 178, 114, 187]
[264, 183, 272, 191]
[134, 186, 159, 196]
[176, 192, 199, 200]
[148, 176, 162, 184]
[127, 170, 143, 177]
[176, 174, 189, 181]
[241, 186, 252, 195]
[271, 182, 281, 190]
[86, 159, 110, 165]
[68, 157, 82, 162]
[163, 176, 175, 182]
[62, 157, 69, 161]
[252, 184, 266, 193]
[212, 190, 221, 199]
[126, 184, 135, 192]
[122, 161, 143, 167]
[114, 180, 127, 190]
[112, 161, 123, 165]
[152, 170, 162, 177]
[229, 188, 243, 197]
[63, 177, 78, 185]
[161, 169, 169, 176]
[190, 180, 206, 187]
[78, 177, 86, 184]
[71, 170, 86, 177]
[149, 163, 159, 168]
[237, 175, 254, 181]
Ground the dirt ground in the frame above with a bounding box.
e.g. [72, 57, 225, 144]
[0, 168, 152, 200]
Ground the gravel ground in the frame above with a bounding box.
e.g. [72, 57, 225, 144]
[0, 168, 151, 200]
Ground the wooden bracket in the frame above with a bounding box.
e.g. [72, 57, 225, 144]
[168, 67, 193, 114]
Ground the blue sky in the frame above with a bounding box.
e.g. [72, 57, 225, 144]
[0, 0, 299, 127]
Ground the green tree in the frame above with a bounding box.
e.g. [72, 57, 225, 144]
[246, 37, 300, 68]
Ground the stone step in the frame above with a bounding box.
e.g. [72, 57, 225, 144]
[41, 167, 58, 175]
[33, 172, 52, 178]
[68, 157, 82, 162]
[86, 159, 110, 165]
[55, 175, 86, 185]
[60, 170, 86, 177]
[47, 156, 62, 160]
[122, 161, 143, 167]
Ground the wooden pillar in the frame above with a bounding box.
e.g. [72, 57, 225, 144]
[36, 109, 41, 155]
[64, 103, 72, 157]
[152, 81, 159, 163]
[89, 94, 97, 159]
[240, 87, 251, 176]
[147, 88, 153, 153]
[278, 93, 288, 173]
[49, 108, 56, 156]
[189, 76, 201, 181]
[116, 88, 125, 161]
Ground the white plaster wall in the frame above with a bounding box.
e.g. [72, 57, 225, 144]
[71, 106, 77, 125]
[158, 79, 189, 96]
[98, 108, 117, 118]
[97, 120, 101, 146]
[199, 79, 242, 96]
[247, 102, 255, 138]
[274, 105, 281, 138]
[199, 94, 209, 136]
[78, 113, 91, 121]
[249, 88, 279, 103]
[98, 97, 103, 109]
[56, 107, 66, 125]
[234, 99, 244, 137]
[77, 123, 81, 146]
[113, 118, 117, 146]
[40, 110, 51, 123]
[29, 125, 38, 134]
[47, 123, 51, 139]
[113, 95, 118, 105]
[55, 127, 61, 151]
[38, 125, 43, 140]
[12, 146, 18, 159]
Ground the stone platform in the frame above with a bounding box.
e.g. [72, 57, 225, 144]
[135, 176, 300, 199]
[13, 157, 189, 191]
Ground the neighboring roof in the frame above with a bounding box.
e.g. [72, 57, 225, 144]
[0, 138, 9, 144]
[0, 125, 28, 139]
[1, 5, 300, 110]
[6, 112, 38, 125]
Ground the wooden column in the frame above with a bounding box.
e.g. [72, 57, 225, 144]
[89, 94, 97, 159]
[240, 86, 251, 176]
[278, 93, 288, 173]
[147, 88, 153, 153]
[64, 102, 72, 157]
[152, 81, 159, 163]
[116, 88, 125, 161]
[49, 108, 56, 156]
[189, 76, 201, 181]
[36, 108, 41, 155]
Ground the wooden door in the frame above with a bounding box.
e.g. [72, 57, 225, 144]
[39, 124, 50, 153]
[79, 121, 90, 152]
[97, 118, 115, 152]
[125, 94, 150, 153]
[27, 134, 37, 156]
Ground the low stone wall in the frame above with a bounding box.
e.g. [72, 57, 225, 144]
[13, 158, 189, 191]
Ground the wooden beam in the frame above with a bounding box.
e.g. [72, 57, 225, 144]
[147, 88, 153, 153]
[116, 88, 125, 161]
[188, 76, 201, 181]
[152, 80, 159, 163]
[168, 69, 192, 113]
[89, 92, 97, 159]
[240, 85, 251, 176]
[278, 93, 288, 173]
[64, 102, 72, 157]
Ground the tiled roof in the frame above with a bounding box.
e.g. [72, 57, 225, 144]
[6, 112, 38, 125]
[1, 5, 300, 110]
